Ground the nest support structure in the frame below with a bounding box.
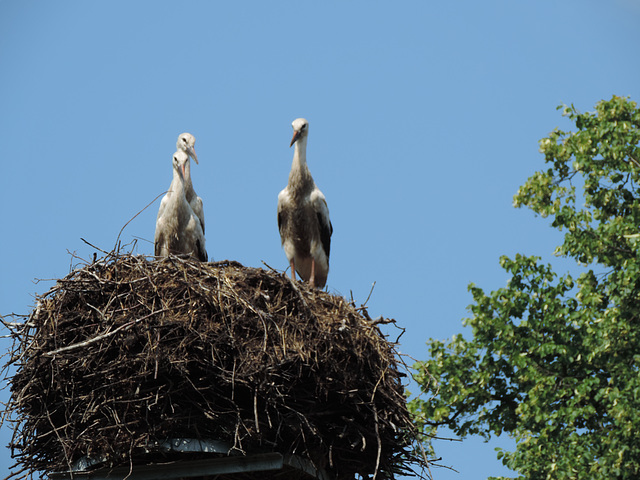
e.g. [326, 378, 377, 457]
[4, 254, 426, 480]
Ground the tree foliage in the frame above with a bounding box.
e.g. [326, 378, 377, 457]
[410, 96, 640, 479]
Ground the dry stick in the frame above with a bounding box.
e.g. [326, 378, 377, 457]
[0, 315, 28, 335]
[284, 274, 310, 310]
[122, 441, 135, 480]
[65, 249, 92, 268]
[418, 440, 435, 480]
[372, 404, 382, 480]
[80, 238, 110, 257]
[371, 316, 396, 326]
[231, 358, 237, 402]
[1, 465, 29, 480]
[86, 303, 107, 322]
[44, 407, 74, 478]
[260, 260, 279, 273]
[369, 366, 388, 480]
[222, 274, 270, 352]
[363, 281, 377, 307]
[43, 307, 170, 357]
[114, 191, 167, 252]
[5, 310, 43, 369]
[253, 389, 260, 434]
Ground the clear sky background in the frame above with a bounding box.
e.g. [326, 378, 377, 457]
[1, 1, 639, 478]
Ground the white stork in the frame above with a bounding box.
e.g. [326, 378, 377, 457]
[155, 150, 207, 261]
[176, 132, 205, 234]
[277, 118, 333, 288]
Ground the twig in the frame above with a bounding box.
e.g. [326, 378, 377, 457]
[80, 238, 110, 256]
[115, 191, 166, 250]
[43, 307, 170, 357]
[285, 275, 309, 310]
[372, 404, 382, 480]
[260, 260, 279, 273]
[372, 316, 396, 326]
[254, 389, 260, 433]
[417, 440, 435, 479]
[2, 465, 29, 480]
[45, 406, 74, 477]
[363, 281, 377, 307]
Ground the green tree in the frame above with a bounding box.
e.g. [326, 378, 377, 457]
[410, 96, 640, 479]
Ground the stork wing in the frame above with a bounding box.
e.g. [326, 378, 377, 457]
[196, 238, 208, 262]
[191, 196, 205, 235]
[156, 191, 170, 222]
[277, 188, 289, 240]
[310, 188, 332, 258]
[154, 223, 164, 257]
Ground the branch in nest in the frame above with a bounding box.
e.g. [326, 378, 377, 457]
[43, 307, 170, 357]
[372, 316, 396, 326]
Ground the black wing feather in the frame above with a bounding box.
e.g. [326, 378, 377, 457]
[317, 212, 333, 259]
[196, 239, 208, 262]
[154, 233, 163, 257]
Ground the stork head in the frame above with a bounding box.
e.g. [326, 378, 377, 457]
[172, 150, 190, 180]
[177, 132, 199, 164]
[290, 118, 309, 147]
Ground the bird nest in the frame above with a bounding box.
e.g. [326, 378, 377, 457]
[3, 254, 426, 480]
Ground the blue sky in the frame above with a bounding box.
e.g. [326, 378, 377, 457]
[1, 1, 639, 478]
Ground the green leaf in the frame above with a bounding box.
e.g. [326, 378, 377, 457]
[410, 96, 640, 479]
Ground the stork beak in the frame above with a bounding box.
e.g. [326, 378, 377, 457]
[187, 146, 199, 165]
[181, 164, 186, 179]
[290, 130, 301, 148]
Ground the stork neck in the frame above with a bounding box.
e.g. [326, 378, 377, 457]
[171, 168, 186, 197]
[289, 137, 314, 193]
[293, 136, 308, 166]
[183, 159, 194, 191]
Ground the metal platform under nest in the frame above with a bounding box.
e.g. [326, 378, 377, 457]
[48, 439, 331, 480]
[49, 452, 330, 480]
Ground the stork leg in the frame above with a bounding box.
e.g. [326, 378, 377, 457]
[290, 258, 297, 282]
[309, 258, 317, 289]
